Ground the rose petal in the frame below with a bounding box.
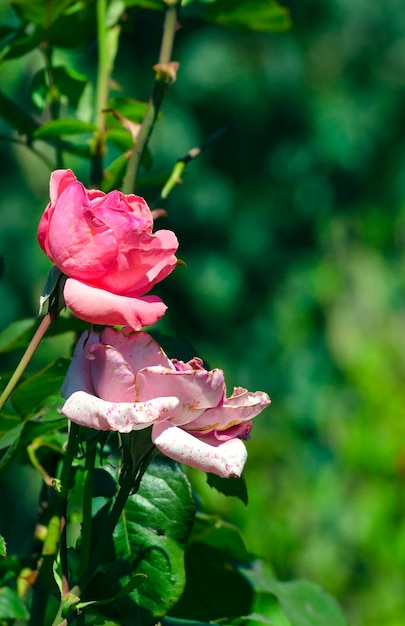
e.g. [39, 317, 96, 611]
[136, 367, 225, 425]
[60, 331, 99, 398]
[100, 328, 173, 375]
[47, 182, 118, 281]
[152, 422, 248, 478]
[62, 390, 179, 433]
[188, 390, 271, 434]
[64, 279, 167, 330]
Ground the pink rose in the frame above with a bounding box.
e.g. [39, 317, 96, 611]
[38, 169, 178, 330]
[61, 328, 271, 478]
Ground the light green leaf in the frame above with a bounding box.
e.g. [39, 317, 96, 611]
[0, 317, 86, 354]
[0, 536, 6, 558]
[0, 586, 29, 620]
[33, 119, 97, 139]
[202, 0, 290, 32]
[242, 564, 348, 626]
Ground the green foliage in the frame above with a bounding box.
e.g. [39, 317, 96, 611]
[0, 586, 29, 620]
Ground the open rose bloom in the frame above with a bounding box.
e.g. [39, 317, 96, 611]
[38, 169, 178, 330]
[61, 328, 271, 478]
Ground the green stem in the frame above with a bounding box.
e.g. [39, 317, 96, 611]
[91, 0, 121, 187]
[42, 43, 64, 169]
[78, 441, 97, 575]
[0, 313, 52, 413]
[122, 0, 181, 194]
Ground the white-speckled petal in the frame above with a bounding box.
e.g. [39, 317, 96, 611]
[61, 390, 179, 433]
[152, 421, 247, 478]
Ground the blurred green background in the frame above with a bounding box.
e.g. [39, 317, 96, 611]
[2, 0, 405, 624]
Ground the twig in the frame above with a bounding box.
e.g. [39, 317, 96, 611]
[122, 0, 181, 194]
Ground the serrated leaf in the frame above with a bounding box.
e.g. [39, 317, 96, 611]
[206, 472, 248, 504]
[112, 456, 195, 620]
[11, 358, 70, 417]
[0, 586, 29, 620]
[0, 89, 38, 135]
[0, 536, 6, 558]
[202, 0, 290, 33]
[33, 119, 97, 139]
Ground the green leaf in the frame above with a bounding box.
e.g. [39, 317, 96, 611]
[0, 403, 67, 478]
[10, 0, 74, 26]
[11, 358, 70, 417]
[163, 619, 215, 626]
[206, 472, 248, 504]
[0, 317, 87, 353]
[122, 0, 165, 10]
[33, 119, 97, 139]
[108, 457, 195, 620]
[0, 536, 6, 558]
[241, 565, 348, 626]
[31, 65, 89, 112]
[0, 89, 38, 135]
[101, 153, 130, 193]
[173, 513, 253, 621]
[106, 97, 148, 124]
[202, 0, 290, 32]
[0, 586, 29, 620]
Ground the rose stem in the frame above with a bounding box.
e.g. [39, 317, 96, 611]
[122, 0, 181, 195]
[78, 439, 97, 575]
[0, 312, 52, 413]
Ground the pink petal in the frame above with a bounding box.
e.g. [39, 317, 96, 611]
[49, 169, 78, 204]
[64, 279, 168, 330]
[188, 390, 271, 433]
[60, 331, 99, 398]
[99, 328, 173, 375]
[47, 181, 117, 281]
[135, 367, 225, 425]
[152, 422, 248, 478]
[93, 229, 178, 295]
[62, 391, 179, 433]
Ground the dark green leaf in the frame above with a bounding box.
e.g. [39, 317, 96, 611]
[0, 586, 29, 620]
[173, 513, 252, 621]
[33, 119, 97, 139]
[163, 619, 215, 626]
[206, 472, 248, 505]
[11, 358, 70, 417]
[111, 457, 195, 620]
[202, 0, 290, 32]
[0, 89, 38, 135]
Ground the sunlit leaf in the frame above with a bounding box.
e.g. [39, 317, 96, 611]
[0, 536, 6, 558]
[0, 317, 86, 354]
[241, 564, 348, 626]
[33, 119, 97, 139]
[0, 586, 29, 620]
[202, 0, 290, 32]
